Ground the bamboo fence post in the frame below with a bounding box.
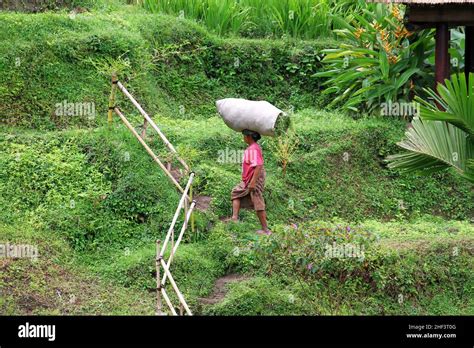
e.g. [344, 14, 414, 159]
[107, 73, 118, 125]
[161, 201, 196, 286]
[183, 196, 189, 238]
[160, 258, 192, 315]
[114, 107, 188, 197]
[159, 173, 194, 256]
[116, 81, 190, 172]
[156, 240, 162, 315]
[190, 184, 195, 233]
[160, 288, 177, 315]
[141, 119, 148, 140]
[171, 227, 175, 265]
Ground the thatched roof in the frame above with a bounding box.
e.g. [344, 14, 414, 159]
[369, 0, 474, 3]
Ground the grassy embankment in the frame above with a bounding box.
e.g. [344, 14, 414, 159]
[0, 3, 472, 315]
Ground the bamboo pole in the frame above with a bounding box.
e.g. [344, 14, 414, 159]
[183, 196, 188, 238]
[161, 201, 196, 286]
[172, 201, 195, 256]
[114, 107, 188, 197]
[190, 184, 195, 233]
[155, 240, 162, 316]
[116, 81, 190, 172]
[160, 258, 192, 315]
[160, 288, 177, 316]
[141, 119, 148, 140]
[159, 172, 194, 256]
[171, 226, 174, 269]
[107, 73, 118, 125]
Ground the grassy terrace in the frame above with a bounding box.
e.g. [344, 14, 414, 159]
[0, 1, 472, 315]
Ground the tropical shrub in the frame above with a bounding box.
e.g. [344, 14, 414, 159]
[314, 3, 434, 114]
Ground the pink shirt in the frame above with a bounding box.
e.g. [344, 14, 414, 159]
[242, 143, 264, 186]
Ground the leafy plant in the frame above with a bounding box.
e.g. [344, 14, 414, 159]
[87, 56, 133, 80]
[269, 127, 300, 177]
[387, 73, 474, 183]
[314, 3, 434, 114]
[141, 0, 368, 39]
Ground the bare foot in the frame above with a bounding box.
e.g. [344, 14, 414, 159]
[221, 217, 239, 223]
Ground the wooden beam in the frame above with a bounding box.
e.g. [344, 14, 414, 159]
[435, 23, 450, 88]
[160, 288, 177, 315]
[407, 4, 474, 26]
[466, 26, 474, 81]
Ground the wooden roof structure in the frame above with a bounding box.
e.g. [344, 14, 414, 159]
[369, 0, 474, 88]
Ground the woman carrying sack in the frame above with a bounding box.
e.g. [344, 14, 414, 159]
[225, 129, 271, 235]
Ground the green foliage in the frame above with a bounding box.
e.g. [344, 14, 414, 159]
[104, 169, 177, 222]
[387, 73, 474, 183]
[0, 127, 181, 251]
[1, 1, 473, 316]
[254, 223, 376, 278]
[141, 0, 366, 40]
[0, 10, 334, 129]
[314, 4, 434, 114]
[0, 131, 109, 221]
[268, 125, 299, 177]
[1, 0, 72, 12]
[203, 277, 298, 315]
[207, 218, 473, 315]
[0, 221, 155, 315]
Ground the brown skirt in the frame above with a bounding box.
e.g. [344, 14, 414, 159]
[231, 168, 266, 211]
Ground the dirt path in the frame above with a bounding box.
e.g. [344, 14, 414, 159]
[165, 163, 212, 211]
[198, 273, 248, 305]
[193, 195, 212, 211]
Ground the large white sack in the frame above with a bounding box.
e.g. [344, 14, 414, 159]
[215, 98, 283, 137]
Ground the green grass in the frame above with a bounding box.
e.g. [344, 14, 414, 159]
[0, 222, 154, 315]
[203, 218, 474, 315]
[141, 0, 368, 39]
[1, 108, 472, 315]
[0, 9, 335, 129]
[0, 1, 472, 316]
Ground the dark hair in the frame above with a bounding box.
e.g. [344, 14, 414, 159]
[242, 129, 261, 142]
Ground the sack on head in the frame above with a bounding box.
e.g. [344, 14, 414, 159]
[216, 98, 288, 137]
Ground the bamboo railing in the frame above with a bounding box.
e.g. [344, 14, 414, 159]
[108, 74, 196, 315]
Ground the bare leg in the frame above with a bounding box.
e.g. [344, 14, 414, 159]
[231, 198, 241, 221]
[256, 210, 269, 231]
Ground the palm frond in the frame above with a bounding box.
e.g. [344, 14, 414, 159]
[415, 73, 474, 136]
[387, 117, 474, 183]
